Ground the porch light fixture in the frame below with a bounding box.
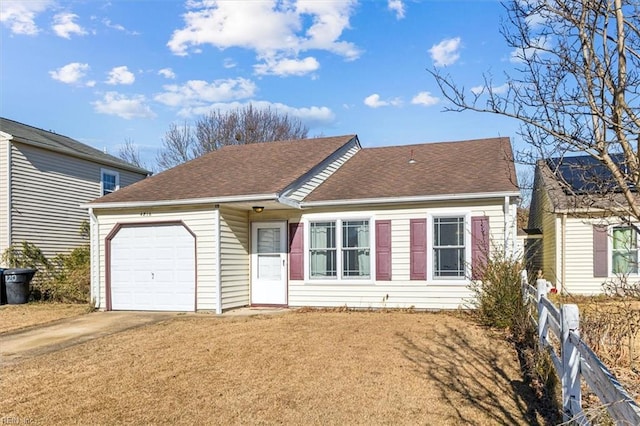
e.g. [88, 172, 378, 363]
[252, 206, 264, 213]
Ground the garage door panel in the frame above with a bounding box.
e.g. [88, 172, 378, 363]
[110, 224, 195, 312]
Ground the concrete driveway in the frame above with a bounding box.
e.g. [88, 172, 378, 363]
[0, 307, 290, 365]
[0, 311, 175, 365]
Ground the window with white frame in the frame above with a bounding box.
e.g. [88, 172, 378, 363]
[433, 216, 466, 278]
[309, 219, 370, 279]
[612, 226, 639, 274]
[101, 169, 119, 195]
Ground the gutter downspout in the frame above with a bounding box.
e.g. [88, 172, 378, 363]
[216, 209, 222, 314]
[88, 208, 100, 309]
[561, 213, 567, 292]
[504, 196, 510, 257]
[6, 139, 12, 252]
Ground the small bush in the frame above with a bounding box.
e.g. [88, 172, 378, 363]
[1, 242, 90, 303]
[468, 254, 526, 331]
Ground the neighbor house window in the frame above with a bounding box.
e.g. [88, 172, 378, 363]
[309, 219, 370, 279]
[101, 169, 120, 195]
[433, 217, 465, 278]
[612, 226, 639, 274]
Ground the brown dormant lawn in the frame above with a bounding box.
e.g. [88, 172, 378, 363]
[0, 303, 89, 333]
[1, 310, 544, 424]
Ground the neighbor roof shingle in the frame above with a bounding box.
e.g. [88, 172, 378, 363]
[304, 137, 519, 202]
[0, 117, 149, 174]
[91, 135, 357, 204]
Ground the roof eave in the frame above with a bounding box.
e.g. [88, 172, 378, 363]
[300, 191, 522, 208]
[83, 193, 279, 209]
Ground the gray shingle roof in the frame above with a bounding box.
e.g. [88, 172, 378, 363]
[0, 117, 149, 174]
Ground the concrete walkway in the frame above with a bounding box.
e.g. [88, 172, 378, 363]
[0, 307, 290, 365]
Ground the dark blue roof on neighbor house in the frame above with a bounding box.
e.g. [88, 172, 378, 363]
[547, 154, 631, 195]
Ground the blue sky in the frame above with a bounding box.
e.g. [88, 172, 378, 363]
[1, 0, 525, 170]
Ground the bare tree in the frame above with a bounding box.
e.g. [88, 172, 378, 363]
[157, 105, 309, 170]
[156, 121, 196, 170]
[118, 138, 146, 170]
[431, 0, 640, 221]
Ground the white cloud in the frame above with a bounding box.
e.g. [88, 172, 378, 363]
[470, 83, 509, 96]
[223, 58, 237, 69]
[429, 37, 461, 67]
[167, 1, 360, 76]
[158, 68, 176, 79]
[106, 66, 135, 85]
[364, 93, 402, 108]
[102, 18, 139, 35]
[49, 62, 93, 86]
[0, 0, 53, 35]
[180, 100, 335, 128]
[254, 56, 319, 76]
[52, 12, 87, 39]
[388, 0, 405, 20]
[411, 91, 439, 106]
[154, 78, 257, 108]
[92, 92, 156, 119]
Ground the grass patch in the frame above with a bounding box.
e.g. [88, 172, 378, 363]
[0, 303, 90, 334]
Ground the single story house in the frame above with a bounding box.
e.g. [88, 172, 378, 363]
[86, 134, 520, 312]
[528, 155, 637, 294]
[0, 117, 149, 260]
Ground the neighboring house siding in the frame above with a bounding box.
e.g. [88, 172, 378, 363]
[562, 217, 609, 294]
[93, 206, 218, 311]
[219, 206, 250, 311]
[538, 189, 558, 285]
[287, 201, 510, 310]
[0, 138, 8, 256]
[286, 143, 360, 202]
[9, 142, 145, 259]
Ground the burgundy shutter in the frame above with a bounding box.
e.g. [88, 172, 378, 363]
[471, 216, 490, 280]
[593, 225, 608, 278]
[375, 220, 392, 281]
[410, 219, 427, 280]
[289, 222, 304, 280]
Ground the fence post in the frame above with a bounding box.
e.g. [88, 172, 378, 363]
[520, 270, 528, 302]
[536, 279, 548, 344]
[561, 304, 581, 422]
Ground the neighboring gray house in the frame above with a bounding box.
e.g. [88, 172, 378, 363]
[0, 117, 149, 260]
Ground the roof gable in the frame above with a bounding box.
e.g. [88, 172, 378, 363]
[91, 135, 358, 204]
[304, 137, 519, 203]
[0, 117, 149, 174]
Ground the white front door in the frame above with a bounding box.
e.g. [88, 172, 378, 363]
[251, 221, 287, 305]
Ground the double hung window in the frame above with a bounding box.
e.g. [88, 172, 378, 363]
[433, 216, 465, 278]
[612, 226, 639, 274]
[309, 219, 370, 279]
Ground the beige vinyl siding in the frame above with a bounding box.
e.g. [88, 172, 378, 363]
[287, 200, 512, 310]
[93, 206, 218, 311]
[540, 192, 559, 285]
[561, 217, 609, 294]
[0, 138, 8, 255]
[286, 143, 360, 202]
[219, 206, 250, 310]
[10, 142, 146, 259]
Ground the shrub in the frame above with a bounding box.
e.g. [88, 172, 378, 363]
[1, 242, 90, 303]
[467, 254, 526, 331]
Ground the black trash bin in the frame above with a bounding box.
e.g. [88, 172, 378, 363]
[4, 268, 37, 304]
[0, 268, 6, 305]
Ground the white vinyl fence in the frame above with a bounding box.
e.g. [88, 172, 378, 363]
[521, 273, 640, 424]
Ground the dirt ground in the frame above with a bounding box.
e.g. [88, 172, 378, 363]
[0, 303, 89, 333]
[0, 310, 548, 425]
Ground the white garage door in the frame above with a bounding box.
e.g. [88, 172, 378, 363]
[110, 224, 195, 311]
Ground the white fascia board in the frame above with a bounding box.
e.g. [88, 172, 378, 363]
[299, 191, 522, 208]
[0, 131, 13, 141]
[82, 193, 279, 209]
